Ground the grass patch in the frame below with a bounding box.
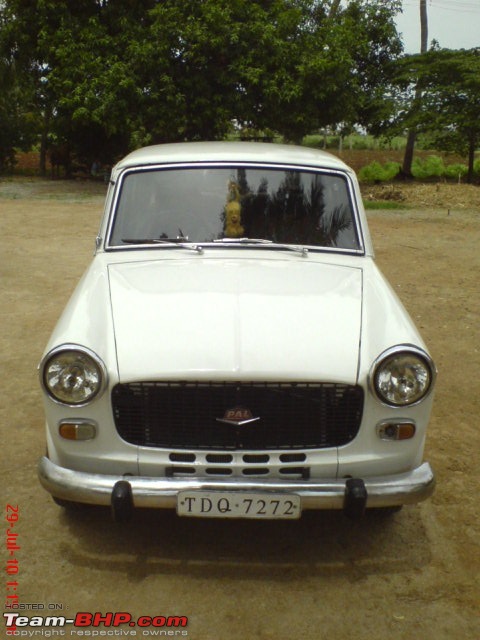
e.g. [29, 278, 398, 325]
[363, 200, 407, 210]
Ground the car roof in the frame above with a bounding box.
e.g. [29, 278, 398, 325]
[112, 141, 353, 177]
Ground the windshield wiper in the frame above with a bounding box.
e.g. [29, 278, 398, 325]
[120, 236, 308, 256]
[121, 238, 203, 253]
[214, 237, 273, 245]
[213, 237, 308, 256]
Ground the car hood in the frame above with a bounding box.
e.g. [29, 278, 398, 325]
[108, 256, 362, 383]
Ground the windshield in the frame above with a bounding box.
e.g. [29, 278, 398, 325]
[108, 165, 361, 251]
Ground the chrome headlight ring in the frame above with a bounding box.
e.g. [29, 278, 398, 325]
[40, 344, 108, 407]
[369, 345, 436, 408]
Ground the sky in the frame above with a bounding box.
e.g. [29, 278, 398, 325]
[395, 0, 480, 52]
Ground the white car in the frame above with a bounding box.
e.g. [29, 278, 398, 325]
[38, 142, 436, 521]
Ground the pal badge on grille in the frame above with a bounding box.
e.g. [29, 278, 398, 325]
[216, 406, 260, 426]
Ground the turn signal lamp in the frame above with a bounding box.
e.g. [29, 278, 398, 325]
[59, 420, 97, 441]
[377, 421, 416, 441]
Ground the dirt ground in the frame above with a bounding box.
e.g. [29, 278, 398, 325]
[1, 177, 479, 640]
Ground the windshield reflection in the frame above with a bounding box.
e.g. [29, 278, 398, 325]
[109, 166, 361, 251]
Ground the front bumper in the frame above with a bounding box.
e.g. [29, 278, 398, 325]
[38, 456, 435, 511]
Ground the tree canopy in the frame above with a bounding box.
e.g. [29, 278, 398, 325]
[5, 2, 479, 184]
[0, 0, 403, 169]
[391, 47, 480, 183]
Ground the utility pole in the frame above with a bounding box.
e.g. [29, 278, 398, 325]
[420, 0, 428, 52]
[402, 0, 429, 178]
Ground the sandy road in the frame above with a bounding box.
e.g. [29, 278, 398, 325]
[1, 178, 479, 639]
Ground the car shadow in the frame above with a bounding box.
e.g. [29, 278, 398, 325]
[57, 504, 432, 582]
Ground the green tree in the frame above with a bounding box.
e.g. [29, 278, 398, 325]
[394, 48, 480, 183]
[0, 9, 39, 171]
[114, 0, 402, 143]
[0, 0, 404, 168]
[1, 0, 157, 168]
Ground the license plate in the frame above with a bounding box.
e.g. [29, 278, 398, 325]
[177, 491, 301, 519]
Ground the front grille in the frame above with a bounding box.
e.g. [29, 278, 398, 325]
[112, 381, 363, 450]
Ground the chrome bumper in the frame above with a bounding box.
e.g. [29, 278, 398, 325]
[38, 456, 435, 511]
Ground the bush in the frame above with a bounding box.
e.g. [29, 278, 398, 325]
[350, 136, 372, 150]
[411, 156, 445, 179]
[358, 161, 401, 183]
[444, 163, 468, 180]
[410, 156, 473, 181]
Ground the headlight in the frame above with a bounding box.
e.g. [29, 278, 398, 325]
[371, 346, 435, 407]
[41, 345, 107, 406]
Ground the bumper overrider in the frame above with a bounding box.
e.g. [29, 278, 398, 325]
[38, 456, 435, 520]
